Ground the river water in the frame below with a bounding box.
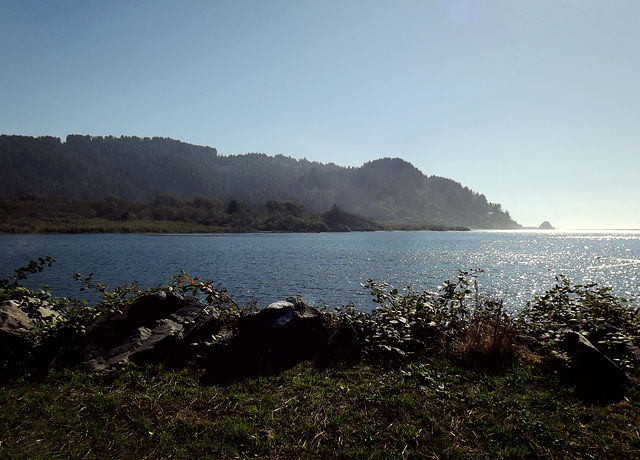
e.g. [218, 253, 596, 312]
[1, 230, 639, 311]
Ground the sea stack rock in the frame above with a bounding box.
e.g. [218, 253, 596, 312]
[539, 221, 554, 230]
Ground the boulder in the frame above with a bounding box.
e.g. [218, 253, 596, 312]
[515, 335, 545, 354]
[205, 295, 328, 382]
[0, 300, 33, 370]
[0, 300, 33, 333]
[74, 291, 222, 371]
[561, 331, 630, 403]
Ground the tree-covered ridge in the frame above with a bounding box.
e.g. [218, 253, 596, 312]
[0, 134, 519, 228]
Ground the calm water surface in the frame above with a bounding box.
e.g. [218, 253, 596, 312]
[1, 230, 639, 311]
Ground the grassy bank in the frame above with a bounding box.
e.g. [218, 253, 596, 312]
[0, 216, 235, 234]
[1, 360, 638, 459]
[0, 194, 470, 233]
[0, 195, 382, 233]
[0, 215, 469, 234]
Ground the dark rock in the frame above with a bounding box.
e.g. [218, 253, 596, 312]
[204, 295, 328, 382]
[0, 300, 33, 333]
[515, 335, 544, 353]
[561, 331, 630, 403]
[539, 221, 554, 229]
[629, 340, 640, 367]
[0, 301, 33, 370]
[75, 291, 222, 371]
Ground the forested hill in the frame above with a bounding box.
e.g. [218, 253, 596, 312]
[0, 134, 520, 228]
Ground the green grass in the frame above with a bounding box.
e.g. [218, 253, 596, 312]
[0, 214, 469, 234]
[1, 359, 638, 459]
[0, 216, 236, 234]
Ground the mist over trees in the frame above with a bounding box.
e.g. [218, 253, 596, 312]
[0, 134, 519, 229]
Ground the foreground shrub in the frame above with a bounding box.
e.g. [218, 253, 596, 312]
[459, 299, 524, 369]
[320, 270, 525, 369]
[2, 260, 638, 382]
[519, 275, 640, 371]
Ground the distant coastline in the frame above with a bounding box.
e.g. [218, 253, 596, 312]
[518, 221, 555, 230]
[0, 193, 479, 234]
[0, 214, 471, 235]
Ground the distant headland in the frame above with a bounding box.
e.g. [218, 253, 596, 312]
[518, 221, 556, 230]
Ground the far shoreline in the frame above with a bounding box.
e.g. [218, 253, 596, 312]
[0, 217, 478, 234]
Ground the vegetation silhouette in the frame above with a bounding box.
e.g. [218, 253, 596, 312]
[0, 134, 520, 229]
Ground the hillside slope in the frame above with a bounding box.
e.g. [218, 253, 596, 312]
[0, 135, 520, 228]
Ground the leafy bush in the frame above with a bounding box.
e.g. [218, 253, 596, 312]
[518, 275, 640, 371]
[321, 270, 524, 368]
[2, 259, 638, 377]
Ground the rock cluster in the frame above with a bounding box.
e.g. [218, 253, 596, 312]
[1, 292, 329, 382]
[1, 294, 635, 402]
[74, 291, 224, 372]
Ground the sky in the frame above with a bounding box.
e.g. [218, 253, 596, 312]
[2, 0, 639, 229]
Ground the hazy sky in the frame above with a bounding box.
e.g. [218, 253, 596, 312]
[2, 1, 639, 229]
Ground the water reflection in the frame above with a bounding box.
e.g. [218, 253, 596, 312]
[0, 230, 638, 311]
